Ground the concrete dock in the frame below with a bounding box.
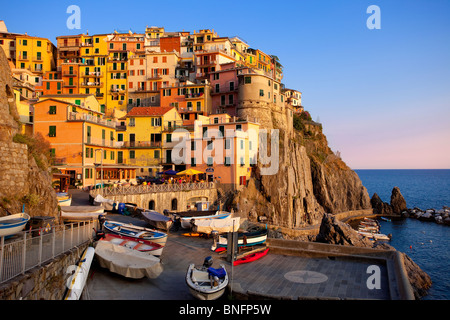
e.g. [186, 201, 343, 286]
[71, 190, 412, 301]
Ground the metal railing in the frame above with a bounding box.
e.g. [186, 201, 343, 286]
[0, 220, 98, 284]
[90, 182, 216, 197]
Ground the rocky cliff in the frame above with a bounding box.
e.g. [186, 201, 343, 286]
[0, 48, 58, 219]
[233, 101, 371, 229]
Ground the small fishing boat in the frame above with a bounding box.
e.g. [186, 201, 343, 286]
[233, 247, 269, 266]
[60, 206, 105, 222]
[0, 213, 31, 238]
[358, 231, 391, 241]
[192, 216, 240, 235]
[102, 220, 168, 246]
[64, 247, 95, 300]
[211, 228, 268, 251]
[99, 233, 164, 256]
[141, 210, 173, 231]
[380, 217, 391, 222]
[94, 241, 163, 279]
[58, 195, 72, 207]
[186, 256, 228, 300]
[180, 211, 231, 229]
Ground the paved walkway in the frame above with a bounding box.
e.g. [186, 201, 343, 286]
[69, 189, 393, 300]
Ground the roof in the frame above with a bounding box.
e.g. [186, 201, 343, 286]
[126, 106, 174, 117]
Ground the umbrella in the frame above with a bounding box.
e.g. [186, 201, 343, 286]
[176, 168, 204, 176]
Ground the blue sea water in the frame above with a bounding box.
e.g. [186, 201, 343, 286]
[355, 169, 450, 300]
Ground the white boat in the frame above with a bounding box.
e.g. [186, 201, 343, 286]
[94, 241, 163, 279]
[102, 220, 168, 246]
[186, 257, 228, 300]
[93, 194, 116, 211]
[358, 231, 391, 241]
[212, 228, 268, 251]
[58, 196, 72, 207]
[60, 206, 105, 222]
[64, 247, 95, 300]
[180, 211, 231, 229]
[193, 216, 240, 235]
[0, 213, 31, 238]
[100, 233, 164, 256]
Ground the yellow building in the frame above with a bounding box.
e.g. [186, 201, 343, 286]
[120, 106, 183, 175]
[15, 35, 56, 75]
[13, 88, 33, 135]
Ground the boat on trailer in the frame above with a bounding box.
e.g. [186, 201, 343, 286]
[186, 256, 228, 300]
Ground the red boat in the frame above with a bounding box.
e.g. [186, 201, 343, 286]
[100, 233, 164, 256]
[233, 248, 269, 266]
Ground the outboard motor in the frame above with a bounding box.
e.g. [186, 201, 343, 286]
[93, 228, 105, 241]
[203, 256, 213, 269]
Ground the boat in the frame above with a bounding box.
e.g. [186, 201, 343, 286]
[358, 231, 391, 241]
[99, 233, 164, 256]
[233, 247, 269, 266]
[380, 217, 392, 222]
[60, 206, 105, 222]
[186, 256, 228, 300]
[102, 220, 168, 246]
[192, 216, 240, 235]
[141, 210, 173, 231]
[0, 213, 31, 238]
[93, 194, 116, 211]
[180, 211, 231, 229]
[58, 196, 72, 207]
[212, 228, 268, 251]
[64, 247, 95, 300]
[94, 241, 163, 279]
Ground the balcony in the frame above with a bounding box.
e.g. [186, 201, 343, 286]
[109, 88, 126, 95]
[63, 83, 77, 88]
[146, 74, 162, 81]
[80, 71, 103, 77]
[33, 56, 43, 62]
[80, 82, 104, 88]
[62, 72, 78, 77]
[123, 141, 162, 148]
[108, 66, 127, 72]
[163, 124, 195, 132]
[68, 112, 118, 129]
[185, 93, 205, 100]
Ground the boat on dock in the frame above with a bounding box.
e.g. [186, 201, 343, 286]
[185, 256, 228, 300]
[102, 220, 168, 246]
[0, 213, 31, 238]
[57, 193, 72, 207]
[141, 210, 173, 231]
[212, 228, 268, 251]
[180, 211, 231, 229]
[192, 216, 240, 235]
[99, 233, 164, 256]
[233, 247, 269, 266]
[60, 206, 105, 222]
[64, 247, 95, 300]
[94, 241, 163, 279]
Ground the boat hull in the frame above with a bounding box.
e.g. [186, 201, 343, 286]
[180, 211, 231, 229]
[186, 264, 228, 300]
[214, 229, 268, 249]
[0, 213, 31, 237]
[64, 247, 95, 300]
[233, 248, 269, 266]
[141, 210, 173, 231]
[101, 233, 163, 256]
[60, 206, 105, 221]
[103, 220, 168, 246]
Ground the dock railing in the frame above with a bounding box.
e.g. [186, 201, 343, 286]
[0, 220, 98, 284]
[90, 181, 216, 197]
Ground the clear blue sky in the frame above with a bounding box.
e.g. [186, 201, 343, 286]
[3, 0, 450, 169]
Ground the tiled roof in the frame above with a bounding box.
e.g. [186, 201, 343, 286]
[127, 106, 174, 117]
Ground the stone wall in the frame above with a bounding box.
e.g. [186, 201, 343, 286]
[0, 243, 90, 300]
[103, 188, 219, 213]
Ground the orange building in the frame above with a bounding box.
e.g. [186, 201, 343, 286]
[35, 71, 63, 96]
[32, 94, 135, 187]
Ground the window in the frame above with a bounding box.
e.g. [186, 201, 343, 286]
[36, 40, 41, 47]
[162, 56, 167, 63]
[225, 139, 231, 150]
[207, 157, 213, 167]
[207, 140, 213, 150]
[171, 198, 177, 211]
[196, 102, 201, 111]
[191, 157, 196, 167]
[240, 157, 245, 166]
[49, 126, 56, 137]
[244, 76, 251, 84]
[49, 105, 56, 114]
[46, 82, 50, 90]
[224, 157, 231, 166]
[228, 95, 234, 105]
[215, 84, 220, 93]
[23, 40, 27, 46]
[154, 150, 160, 159]
[166, 134, 172, 143]
[95, 38, 99, 43]
[240, 140, 244, 150]
[259, 89, 264, 97]
[249, 141, 252, 151]
[129, 150, 135, 159]
[191, 140, 196, 151]
[230, 82, 234, 91]
[110, 151, 115, 160]
[236, 124, 242, 131]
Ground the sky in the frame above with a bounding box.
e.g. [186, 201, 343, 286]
[2, 0, 450, 169]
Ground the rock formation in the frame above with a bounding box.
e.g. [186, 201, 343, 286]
[0, 48, 58, 219]
[371, 186, 407, 215]
[233, 97, 371, 229]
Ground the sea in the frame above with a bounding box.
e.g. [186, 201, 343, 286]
[355, 169, 450, 300]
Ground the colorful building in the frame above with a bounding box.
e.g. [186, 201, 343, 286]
[15, 35, 56, 75]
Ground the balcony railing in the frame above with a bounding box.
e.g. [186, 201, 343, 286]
[80, 82, 104, 88]
[80, 71, 103, 77]
[123, 141, 162, 148]
[68, 112, 118, 129]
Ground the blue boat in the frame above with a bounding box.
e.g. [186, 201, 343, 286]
[0, 213, 31, 238]
[102, 220, 167, 246]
